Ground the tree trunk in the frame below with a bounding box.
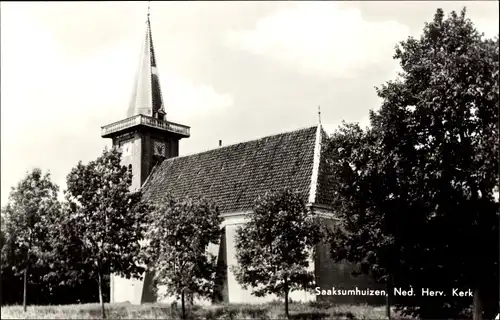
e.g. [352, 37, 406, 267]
[190, 292, 194, 305]
[473, 288, 483, 320]
[181, 290, 186, 320]
[284, 278, 290, 319]
[23, 267, 27, 312]
[98, 272, 106, 319]
[385, 289, 391, 319]
[386, 274, 392, 319]
[23, 239, 30, 313]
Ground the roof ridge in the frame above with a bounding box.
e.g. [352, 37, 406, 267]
[167, 125, 319, 161]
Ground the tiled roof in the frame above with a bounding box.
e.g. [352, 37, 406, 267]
[142, 126, 333, 213]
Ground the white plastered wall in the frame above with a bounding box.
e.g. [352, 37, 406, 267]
[222, 212, 317, 304]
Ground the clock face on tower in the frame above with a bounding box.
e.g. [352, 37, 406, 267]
[153, 140, 167, 157]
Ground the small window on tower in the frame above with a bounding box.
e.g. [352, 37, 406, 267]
[120, 141, 132, 156]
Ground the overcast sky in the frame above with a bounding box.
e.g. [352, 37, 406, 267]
[1, 1, 498, 204]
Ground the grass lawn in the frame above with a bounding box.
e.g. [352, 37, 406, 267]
[1, 301, 413, 319]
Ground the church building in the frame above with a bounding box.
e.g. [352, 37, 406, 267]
[101, 12, 381, 306]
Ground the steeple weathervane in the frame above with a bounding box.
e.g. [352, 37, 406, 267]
[127, 1, 166, 120]
[318, 105, 322, 126]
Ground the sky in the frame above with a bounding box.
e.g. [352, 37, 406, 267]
[1, 1, 499, 204]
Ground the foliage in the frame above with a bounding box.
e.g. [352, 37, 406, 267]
[233, 188, 321, 318]
[143, 195, 222, 319]
[0, 170, 110, 306]
[43, 200, 112, 304]
[323, 122, 389, 278]
[324, 7, 499, 320]
[0, 169, 60, 309]
[63, 147, 151, 317]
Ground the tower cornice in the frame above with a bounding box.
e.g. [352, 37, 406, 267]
[101, 114, 190, 139]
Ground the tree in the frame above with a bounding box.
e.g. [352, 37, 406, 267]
[325, 8, 498, 320]
[63, 147, 151, 318]
[233, 188, 321, 319]
[143, 195, 222, 320]
[323, 122, 399, 318]
[0, 169, 60, 311]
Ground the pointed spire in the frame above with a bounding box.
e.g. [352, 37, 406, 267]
[127, 2, 166, 120]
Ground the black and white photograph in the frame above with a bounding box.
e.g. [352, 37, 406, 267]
[1, 1, 498, 319]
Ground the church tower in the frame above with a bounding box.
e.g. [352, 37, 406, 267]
[101, 10, 190, 191]
[101, 9, 190, 304]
